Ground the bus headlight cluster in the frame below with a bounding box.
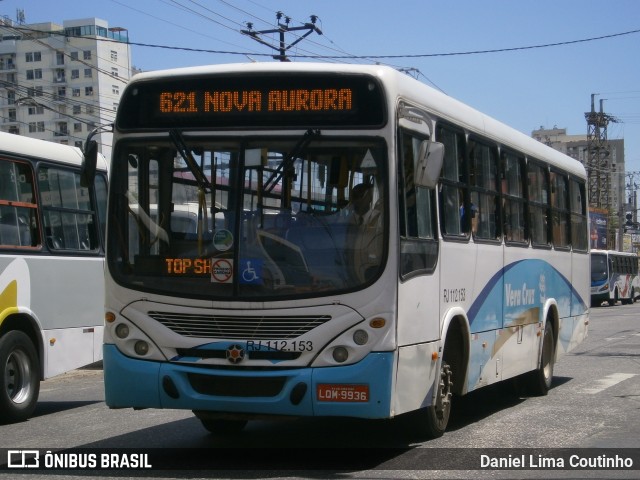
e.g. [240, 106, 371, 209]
[106, 311, 165, 361]
[114, 320, 150, 356]
[312, 317, 389, 368]
[332, 329, 369, 363]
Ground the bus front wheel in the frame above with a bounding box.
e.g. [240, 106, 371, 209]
[0, 330, 40, 423]
[418, 360, 453, 438]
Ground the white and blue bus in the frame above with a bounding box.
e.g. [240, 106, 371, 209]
[590, 249, 639, 307]
[89, 63, 589, 437]
[0, 132, 108, 423]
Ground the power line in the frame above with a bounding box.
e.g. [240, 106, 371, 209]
[77, 26, 640, 59]
[110, 0, 264, 57]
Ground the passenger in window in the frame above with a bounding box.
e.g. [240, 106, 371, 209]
[340, 183, 383, 282]
[459, 202, 478, 234]
[342, 183, 378, 227]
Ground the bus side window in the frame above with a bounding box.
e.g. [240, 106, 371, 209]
[437, 125, 467, 237]
[398, 129, 438, 278]
[550, 170, 570, 249]
[501, 150, 527, 244]
[0, 160, 39, 248]
[38, 166, 99, 251]
[468, 138, 499, 241]
[527, 161, 550, 247]
[569, 178, 588, 251]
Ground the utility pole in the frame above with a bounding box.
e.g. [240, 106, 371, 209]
[625, 171, 640, 226]
[585, 94, 617, 210]
[585, 94, 620, 249]
[241, 12, 322, 62]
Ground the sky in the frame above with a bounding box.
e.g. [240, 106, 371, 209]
[3, 0, 639, 176]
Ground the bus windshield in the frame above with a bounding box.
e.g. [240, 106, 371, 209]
[591, 253, 608, 282]
[108, 134, 387, 299]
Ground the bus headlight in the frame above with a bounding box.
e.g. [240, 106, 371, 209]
[134, 341, 150, 356]
[115, 323, 130, 339]
[353, 329, 368, 345]
[332, 346, 349, 363]
[105, 316, 166, 362]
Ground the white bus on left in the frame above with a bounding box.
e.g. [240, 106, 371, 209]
[0, 132, 108, 423]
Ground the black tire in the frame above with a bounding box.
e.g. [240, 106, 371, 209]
[0, 330, 40, 423]
[523, 320, 555, 396]
[608, 289, 618, 306]
[416, 361, 453, 438]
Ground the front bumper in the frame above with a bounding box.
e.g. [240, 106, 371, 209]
[103, 344, 394, 419]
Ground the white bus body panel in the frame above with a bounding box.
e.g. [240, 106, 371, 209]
[0, 254, 104, 380]
[394, 342, 439, 416]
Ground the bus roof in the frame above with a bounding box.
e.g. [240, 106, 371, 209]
[128, 62, 585, 178]
[0, 131, 108, 171]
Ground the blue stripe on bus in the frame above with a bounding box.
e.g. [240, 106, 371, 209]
[467, 259, 587, 333]
[463, 259, 587, 391]
[103, 344, 394, 418]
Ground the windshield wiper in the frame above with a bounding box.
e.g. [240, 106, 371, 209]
[263, 128, 320, 193]
[169, 129, 211, 191]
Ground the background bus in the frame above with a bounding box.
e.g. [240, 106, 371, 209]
[590, 249, 639, 307]
[92, 63, 589, 438]
[0, 132, 108, 423]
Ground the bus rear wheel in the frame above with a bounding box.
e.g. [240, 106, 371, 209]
[0, 330, 40, 423]
[522, 320, 555, 396]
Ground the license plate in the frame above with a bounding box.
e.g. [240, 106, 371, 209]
[316, 384, 369, 402]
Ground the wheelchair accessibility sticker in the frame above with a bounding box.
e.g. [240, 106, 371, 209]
[240, 259, 263, 285]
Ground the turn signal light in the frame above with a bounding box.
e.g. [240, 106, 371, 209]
[369, 317, 386, 328]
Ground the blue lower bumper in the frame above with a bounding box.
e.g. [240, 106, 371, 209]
[103, 345, 394, 419]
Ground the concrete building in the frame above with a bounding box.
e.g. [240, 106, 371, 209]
[532, 126, 627, 249]
[0, 16, 131, 160]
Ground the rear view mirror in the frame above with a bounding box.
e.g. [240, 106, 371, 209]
[81, 140, 98, 188]
[414, 141, 444, 188]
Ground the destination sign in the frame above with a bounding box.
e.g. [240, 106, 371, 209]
[159, 88, 353, 114]
[117, 73, 386, 130]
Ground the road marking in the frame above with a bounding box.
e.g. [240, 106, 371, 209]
[580, 373, 637, 394]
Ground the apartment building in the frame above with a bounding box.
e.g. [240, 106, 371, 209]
[0, 16, 131, 160]
[532, 126, 627, 249]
